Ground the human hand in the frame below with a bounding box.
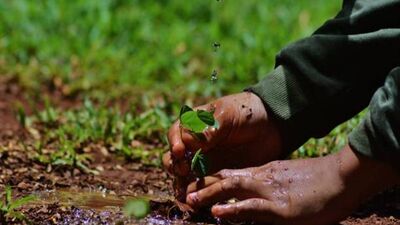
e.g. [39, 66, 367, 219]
[163, 92, 283, 177]
[185, 145, 400, 225]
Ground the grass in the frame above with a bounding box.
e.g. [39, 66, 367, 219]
[293, 111, 367, 158]
[0, 186, 36, 223]
[21, 98, 171, 172]
[0, 0, 340, 99]
[0, 1, 365, 167]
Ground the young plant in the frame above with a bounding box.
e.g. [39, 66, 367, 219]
[37, 98, 58, 125]
[15, 103, 28, 128]
[191, 149, 208, 177]
[123, 198, 150, 219]
[179, 105, 218, 177]
[29, 98, 172, 172]
[0, 186, 36, 223]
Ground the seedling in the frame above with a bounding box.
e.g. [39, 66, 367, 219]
[15, 103, 27, 128]
[0, 186, 36, 223]
[179, 105, 218, 177]
[191, 149, 208, 177]
[179, 105, 219, 134]
[37, 98, 58, 125]
[123, 199, 150, 219]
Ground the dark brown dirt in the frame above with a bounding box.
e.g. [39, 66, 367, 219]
[0, 79, 399, 225]
[0, 77, 26, 141]
[341, 214, 400, 225]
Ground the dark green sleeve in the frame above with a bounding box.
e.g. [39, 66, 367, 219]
[247, 0, 400, 154]
[349, 68, 400, 167]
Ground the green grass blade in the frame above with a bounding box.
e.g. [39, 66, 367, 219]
[5, 186, 11, 206]
[8, 195, 36, 211]
[6, 211, 27, 222]
[16, 103, 26, 128]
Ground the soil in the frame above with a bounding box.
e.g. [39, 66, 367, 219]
[0, 79, 399, 225]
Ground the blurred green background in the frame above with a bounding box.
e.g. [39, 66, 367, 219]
[1, 0, 364, 161]
[0, 0, 340, 99]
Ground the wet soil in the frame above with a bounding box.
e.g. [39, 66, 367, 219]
[0, 79, 399, 225]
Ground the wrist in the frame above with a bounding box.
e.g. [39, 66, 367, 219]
[337, 145, 400, 202]
[247, 91, 284, 159]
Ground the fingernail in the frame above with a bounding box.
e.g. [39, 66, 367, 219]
[212, 205, 224, 216]
[213, 205, 226, 210]
[187, 193, 199, 203]
[212, 205, 221, 211]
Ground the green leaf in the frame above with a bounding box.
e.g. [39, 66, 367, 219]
[191, 150, 208, 177]
[8, 195, 36, 211]
[179, 105, 193, 118]
[197, 110, 215, 126]
[5, 186, 11, 206]
[180, 111, 207, 133]
[191, 150, 202, 171]
[76, 160, 99, 175]
[52, 158, 70, 166]
[180, 106, 218, 134]
[123, 199, 150, 219]
[6, 211, 26, 221]
[103, 112, 115, 140]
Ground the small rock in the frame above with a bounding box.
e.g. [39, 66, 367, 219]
[73, 168, 81, 176]
[131, 140, 142, 148]
[17, 181, 30, 189]
[100, 147, 109, 156]
[96, 165, 104, 172]
[46, 164, 52, 173]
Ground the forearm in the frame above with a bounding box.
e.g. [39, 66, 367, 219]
[338, 144, 400, 206]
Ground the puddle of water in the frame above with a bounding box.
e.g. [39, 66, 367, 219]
[27, 189, 217, 225]
[31, 189, 173, 210]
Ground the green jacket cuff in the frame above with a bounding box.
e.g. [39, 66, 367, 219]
[245, 65, 309, 155]
[348, 68, 400, 169]
[348, 115, 375, 158]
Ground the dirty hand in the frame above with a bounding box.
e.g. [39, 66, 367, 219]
[186, 145, 400, 225]
[163, 92, 283, 177]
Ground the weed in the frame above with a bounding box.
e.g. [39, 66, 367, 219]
[25, 99, 172, 171]
[36, 98, 58, 126]
[0, 186, 36, 224]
